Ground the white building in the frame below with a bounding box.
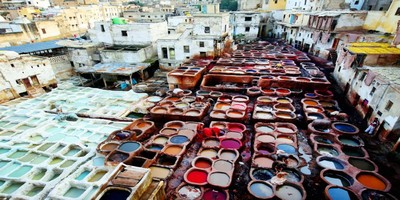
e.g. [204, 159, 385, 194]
[231, 11, 261, 40]
[89, 21, 168, 46]
[157, 13, 231, 70]
[123, 11, 167, 23]
[0, 51, 57, 102]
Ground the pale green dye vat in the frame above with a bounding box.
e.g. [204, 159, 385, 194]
[1, 182, 24, 194]
[8, 150, 28, 159]
[9, 166, 32, 178]
[30, 155, 49, 164]
[26, 186, 44, 197]
[19, 153, 39, 162]
[64, 187, 86, 198]
[32, 170, 46, 180]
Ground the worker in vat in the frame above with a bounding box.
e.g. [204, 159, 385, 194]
[365, 118, 380, 135]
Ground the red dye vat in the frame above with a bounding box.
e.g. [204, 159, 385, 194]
[220, 139, 241, 149]
[203, 189, 227, 200]
[227, 124, 244, 132]
[187, 170, 208, 184]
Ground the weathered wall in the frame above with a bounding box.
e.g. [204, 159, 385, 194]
[335, 13, 367, 32]
[100, 45, 155, 63]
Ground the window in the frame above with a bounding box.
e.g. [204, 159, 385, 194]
[37, 65, 39, 68]
[395, 8, 400, 16]
[169, 48, 175, 59]
[245, 27, 250, 32]
[385, 101, 393, 111]
[121, 30, 128, 36]
[370, 87, 376, 96]
[184, 46, 190, 53]
[28, 1, 31, 4]
[162, 47, 168, 58]
[377, 111, 382, 116]
[274, 0, 278, 4]
[199, 41, 205, 47]
[354, 0, 359, 5]
[204, 27, 210, 33]
[379, 7, 384, 11]
[11, 64, 14, 68]
[200, 52, 206, 58]
[245, 17, 252, 21]
[368, 5, 372, 10]
[41, 28, 46, 34]
[359, 72, 367, 81]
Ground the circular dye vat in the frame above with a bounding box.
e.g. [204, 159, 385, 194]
[357, 173, 387, 190]
[169, 135, 189, 144]
[303, 100, 319, 106]
[322, 170, 354, 187]
[314, 136, 333, 144]
[213, 160, 233, 172]
[349, 158, 375, 171]
[204, 138, 220, 147]
[282, 168, 302, 182]
[275, 111, 295, 119]
[256, 134, 275, 143]
[146, 144, 163, 151]
[256, 143, 275, 154]
[333, 123, 358, 134]
[118, 142, 140, 152]
[219, 150, 237, 161]
[153, 136, 168, 145]
[248, 182, 274, 199]
[306, 106, 324, 113]
[147, 96, 162, 103]
[203, 189, 227, 200]
[208, 172, 230, 187]
[276, 126, 295, 134]
[108, 152, 129, 162]
[276, 135, 293, 144]
[100, 142, 119, 152]
[164, 146, 183, 156]
[165, 121, 184, 129]
[113, 131, 132, 140]
[277, 97, 291, 104]
[186, 169, 208, 185]
[225, 132, 243, 140]
[170, 108, 183, 114]
[317, 146, 339, 157]
[361, 189, 397, 200]
[338, 136, 362, 147]
[308, 113, 324, 120]
[341, 146, 365, 157]
[318, 157, 345, 170]
[277, 144, 296, 154]
[100, 188, 130, 200]
[220, 139, 241, 149]
[327, 187, 358, 200]
[194, 157, 212, 169]
[185, 110, 201, 116]
[251, 168, 274, 181]
[256, 125, 275, 133]
[227, 123, 245, 132]
[254, 156, 273, 168]
[200, 149, 218, 158]
[177, 185, 202, 199]
[255, 111, 274, 119]
[257, 96, 273, 103]
[161, 128, 178, 136]
[276, 184, 303, 200]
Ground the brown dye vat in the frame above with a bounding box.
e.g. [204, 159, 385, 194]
[253, 155, 274, 168]
[274, 103, 295, 112]
[305, 106, 324, 113]
[163, 145, 184, 156]
[226, 110, 245, 119]
[156, 154, 179, 168]
[201, 74, 254, 92]
[255, 143, 275, 154]
[165, 96, 181, 102]
[169, 108, 183, 115]
[275, 111, 295, 120]
[165, 121, 185, 129]
[124, 156, 149, 168]
[185, 109, 201, 116]
[213, 159, 234, 172]
[159, 101, 173, 107]
[214, 102, 231, 111]
[257, 96, 274, 104]
[160, 128, 178, 136]
[232, 95, 249, 103]
[151, 107, 168, 114]
[276, 135, 294, 144]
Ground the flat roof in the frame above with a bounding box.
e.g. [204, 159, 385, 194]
[76, 62, 150, 76]
[0, 40, 62, 54]
[364, 66, 400, 87]
[347, 42, 400, 55]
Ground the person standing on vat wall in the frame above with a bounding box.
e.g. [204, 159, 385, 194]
[365, 118, 380, 135]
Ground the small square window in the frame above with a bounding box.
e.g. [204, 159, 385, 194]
[359, 72, 367, 81]
[204, 27, 210, 33]
[121, 30, 128, 36]
[184, 46, 190, 53]
[385, 100, 393, 111]
[199, 42, 205, 47]
[11, 64, 14, 68]
[200, 52, 206, 58]
[245, 27, 250, 32]
[41, 28, 46, 34]
[101, 25, 105, 32]
[245, 17, 252, 21]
